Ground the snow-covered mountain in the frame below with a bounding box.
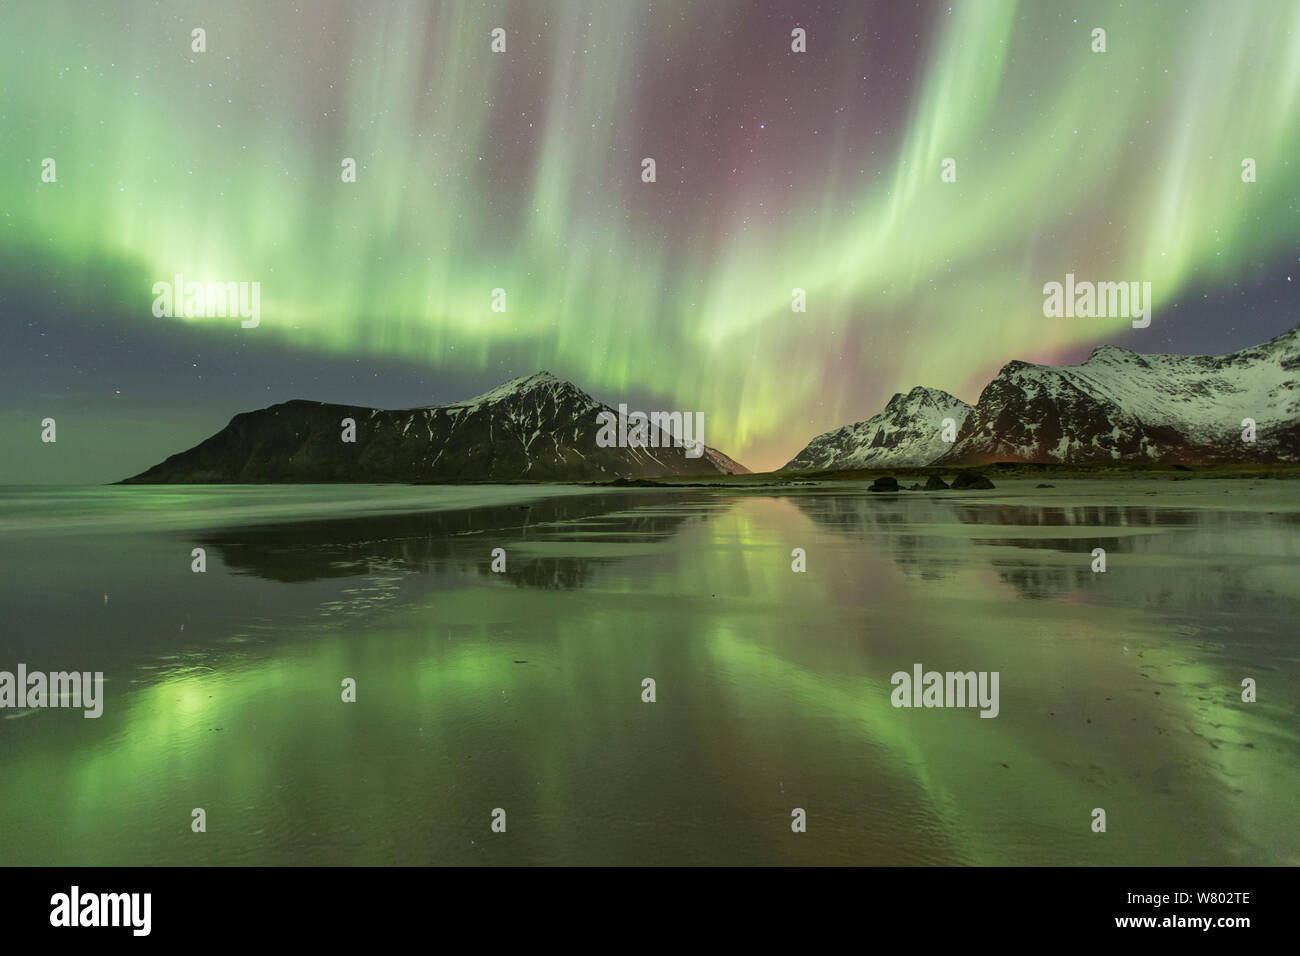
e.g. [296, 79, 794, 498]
[937, 325, 1300, 464]
[123, 371, 749, 482]
[781, 386, 973, 471]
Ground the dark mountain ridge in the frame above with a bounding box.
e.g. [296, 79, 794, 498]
[123, 371, 749, 483]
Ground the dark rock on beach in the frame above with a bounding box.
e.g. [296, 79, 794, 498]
[950, 472, 995, 490]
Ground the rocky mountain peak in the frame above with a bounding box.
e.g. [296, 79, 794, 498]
[124, 372, 748, 482]
[782, 386, 972, 471]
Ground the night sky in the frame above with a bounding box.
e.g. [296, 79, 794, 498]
[2, 0, 1297, 482]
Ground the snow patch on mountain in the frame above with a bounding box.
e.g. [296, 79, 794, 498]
[938, 324, 1300, 464]
[782, 386, 973, 471]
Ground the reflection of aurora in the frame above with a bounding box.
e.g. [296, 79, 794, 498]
[0, 486, 1295, 864]
[4, 1, 1299, 470]
[688, 495, 1293, 865]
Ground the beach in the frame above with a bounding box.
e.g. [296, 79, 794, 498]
[0, 479, 1295, 865]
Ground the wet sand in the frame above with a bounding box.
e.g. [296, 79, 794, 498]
[0, 480, 1296, 864]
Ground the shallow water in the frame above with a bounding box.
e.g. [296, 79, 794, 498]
[0, 480, 1296, 865]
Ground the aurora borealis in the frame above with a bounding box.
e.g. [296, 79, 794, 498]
[2, 0, 1298, 481]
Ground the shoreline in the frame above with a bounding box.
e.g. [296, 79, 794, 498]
[100, 461, 1300, 490]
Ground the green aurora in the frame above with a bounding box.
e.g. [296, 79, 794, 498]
[2, 0, 1298, 476]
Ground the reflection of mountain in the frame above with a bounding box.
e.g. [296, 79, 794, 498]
[786, 492, 1300, 604]
[125, 372, 748, 483]
[195, 491, 696, 589]
[788, 495, 965, 583]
